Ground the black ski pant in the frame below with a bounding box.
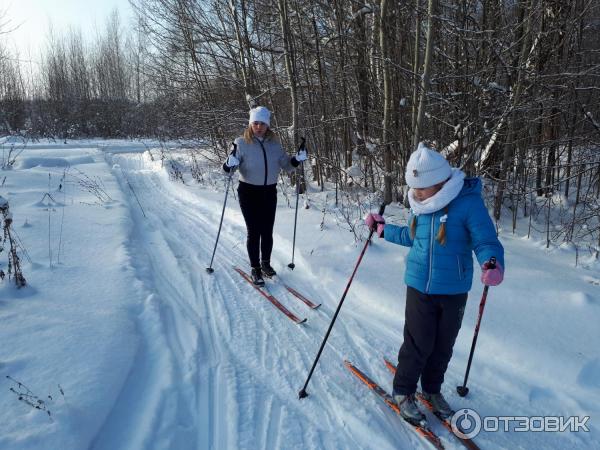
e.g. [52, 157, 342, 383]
[238, 181, 277, 268]
[393, 286, 468, 395]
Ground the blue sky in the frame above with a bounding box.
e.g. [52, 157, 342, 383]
[4, 0, 132, 60]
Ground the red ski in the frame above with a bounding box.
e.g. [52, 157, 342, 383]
[344, 360, 444, 450]
[283, 285, 321, 309]
[265, 275, 321, 309]
[383, 358, 481, 450]
[234, 267, 307, 324]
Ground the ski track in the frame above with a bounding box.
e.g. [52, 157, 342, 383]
[91, 152, 421, 450]
[94, 154, 382, 448]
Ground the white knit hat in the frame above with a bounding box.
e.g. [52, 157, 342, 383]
[405, 142, 452, 188]
[249, 106, 271, 127]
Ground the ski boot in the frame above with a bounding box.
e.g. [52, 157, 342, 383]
[421, 391, 454, 420]
[260, 260, 277, 278]
[251, 266, 265, 286]
[393, 393, 426, 426]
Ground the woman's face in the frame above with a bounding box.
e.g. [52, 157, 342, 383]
[413, 182, 444, 201]
[251, 121, 268, 138]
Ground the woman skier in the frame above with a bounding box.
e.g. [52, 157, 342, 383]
[224, 106, 307, 286]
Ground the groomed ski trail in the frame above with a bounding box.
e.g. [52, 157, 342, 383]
[91, 151, 427, 450]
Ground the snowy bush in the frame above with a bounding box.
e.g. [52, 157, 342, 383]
[0, 195, 26, 288]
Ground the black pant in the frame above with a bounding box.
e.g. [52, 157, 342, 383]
[393, 286, 467, 395]
[238, 181, 277, 267]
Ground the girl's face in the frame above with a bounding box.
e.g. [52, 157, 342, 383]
[413, 182, 444, 201]
[251, 121, 268, 138]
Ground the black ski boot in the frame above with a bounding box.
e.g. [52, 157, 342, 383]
[251, 266, 265, 286]
[393, 393, 427, 426]
[421, 391, 454, 420]
[261, 260, 277, 278]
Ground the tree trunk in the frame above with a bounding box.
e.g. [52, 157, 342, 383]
[411, 0, 422, 133]
[277, 0, 298, 145]
[412, 0, 437, 149]
[493, 0, 532, 219]
[380, 0, 393, 204]
[229, 0, 257, 105]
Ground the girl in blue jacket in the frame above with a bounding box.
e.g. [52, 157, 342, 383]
[365, 142, 504, 424]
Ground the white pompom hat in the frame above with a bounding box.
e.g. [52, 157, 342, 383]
[249, 106, 271, 127]
[405, 142, 452, 188]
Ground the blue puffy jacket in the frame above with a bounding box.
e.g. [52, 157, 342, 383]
[383, 178, 504, 295]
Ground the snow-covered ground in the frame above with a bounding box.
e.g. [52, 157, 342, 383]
[0, 141, 598, 450]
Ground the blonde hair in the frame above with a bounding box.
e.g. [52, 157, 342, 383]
[243, 126, 278, 144]
[410, 206, 449, 245]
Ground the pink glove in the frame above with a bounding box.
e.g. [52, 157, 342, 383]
[481, 261, 503, 286]
[365, 213, 385, 237]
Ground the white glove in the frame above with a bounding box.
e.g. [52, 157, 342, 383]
[295, 149, 308, 162]
[226, 154, 240, 168]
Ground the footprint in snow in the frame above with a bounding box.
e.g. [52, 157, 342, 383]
[528, 386, 558, 409]
[576, 358, 600, 390]
[569, 292, 597, 307]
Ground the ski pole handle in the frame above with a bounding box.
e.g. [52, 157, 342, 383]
[486, 256, 496, 270]
[367, 203, 386, 239]
[298, 137, 306, 152]
[297, 137, 307, 164]
[228, 142, 238, 173]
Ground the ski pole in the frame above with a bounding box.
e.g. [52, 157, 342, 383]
[206, 143, 237, 274]
[299, 203, 386, 399]
[288, 137, 306, 270]
[456, 256, 496, 397]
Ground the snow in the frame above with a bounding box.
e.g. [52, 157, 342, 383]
[14, 156, 95, 169]
[0, 141, 599, 449]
